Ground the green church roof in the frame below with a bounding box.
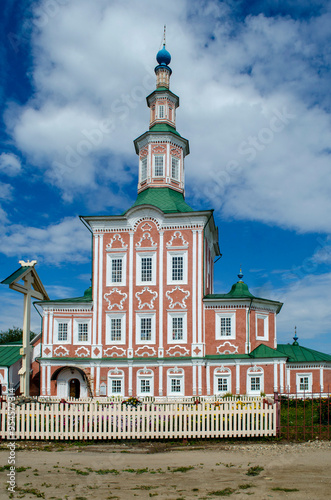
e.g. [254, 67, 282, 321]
[277, 343, 331, 362]
[0, 344, 22, 366]
[250, 344, 288, 358]
[38, 287, 92, 305]
[149, 123, 181, 136]
[126, 188, 194, 214]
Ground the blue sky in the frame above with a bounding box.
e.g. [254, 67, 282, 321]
[1, 0, 331, 353]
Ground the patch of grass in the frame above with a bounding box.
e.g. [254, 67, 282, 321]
[208, 488, 235, 496]
[132, 486, 159, 490]
[15, 486, 45, 498]
[0, 464, 11, 471]
[238, 484, 253, 489]
[271, 487, 299, 492]
[70, 468, 89, 475]
[170, 466, 195, 473]
[246, 466, 264, 476]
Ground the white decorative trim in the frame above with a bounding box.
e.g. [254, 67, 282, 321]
[106, 234, 128, 251]
[216, 341, 238, 355]
[75, 346, 90, 357]
[158, 348, 164, 358]
[214, 366, 231, 374]
[136, 232, 157, 249]
[135, 345, 157, 357]
[92, 345, 102, 358]
[104, 288, 127, 310]
[191, 343, 204, 357]
[53, 345, 69, 357]
[166, 286, 190, 309]
[42, 345, 52, 357]
[248, 365, 264, 374]
[168, 366, 184, 375]
[166, 231, 188, 248]
[166, 345, 190, 357]
[135, 287, 158, 309]
[104, 346, 126, 357]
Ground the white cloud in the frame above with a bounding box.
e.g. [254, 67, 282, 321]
[0, 153, 21, 176]
[265, 273, 331, 351]
[1, 217, 90, 264]
[0, 290, 41, 334]
[4, 0, 331, 232]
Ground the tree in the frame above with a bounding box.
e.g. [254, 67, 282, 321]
[0, 327, 35, 344]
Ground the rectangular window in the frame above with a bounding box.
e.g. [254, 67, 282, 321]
[141, 256, 152, 282]
[220, 317, 232, 336]
[111, 258, 122, 283]
[140, 379, 150, 393]
[172, 317, 183, 340]
[172, 255, 183, 281]
[171, 157, 180, 180]
[250, 377, 261, 392]
[112, 379, 122, 394]
[158, 105, 164, 118]
[299, 376, 309, 391]
[111, 318, 122, 342]
[58, 323, 68, 341]
[141, 317, 152, 341]
[171, 379, 182, 393]
[141, 157, 147, 181]
[154, 155, 164, 177]
[217, 377, 228, 392]
[78, 323, 89, 342]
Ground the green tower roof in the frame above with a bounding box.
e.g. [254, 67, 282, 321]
[126, 188, 194, 214]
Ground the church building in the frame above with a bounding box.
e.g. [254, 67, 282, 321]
[35, 42, 331, 399]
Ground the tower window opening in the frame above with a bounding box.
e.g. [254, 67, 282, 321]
[171, 157, 180, 180]
[158, 105, 165, 119]
[141, 157, 147, 181]
[154, 156, 164, 177]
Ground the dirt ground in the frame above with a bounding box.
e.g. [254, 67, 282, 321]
[0, 440, 330, 499]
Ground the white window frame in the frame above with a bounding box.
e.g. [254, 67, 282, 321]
[167, 251, 188, 285]
[247, 368, 264, 396]
[136, 252, 156, 285]
[256, 313, 269, 340]
[296, 373, 312, 393]
[140, 156, 147, 181]
[137, 372, 154, 397]
[136, 313, 156, 344]
[108, 370, 125, 397]
[214, 369, 231, 395]
[153, 155, 164, 177]
[106, 313, 126, 345]
[167, 312, 187, 344]
[54, 318, 71, 344]
[167, 371, 184, 396]
[106, 253, 126, 286]
[215, 312, 236, 340]
[73, 319, 91, 345]
[171, 156, 180, 180]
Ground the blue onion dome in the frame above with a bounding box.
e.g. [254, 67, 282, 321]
[156, 44, 171, 66]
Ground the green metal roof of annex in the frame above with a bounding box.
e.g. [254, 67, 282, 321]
[125, 187, 194, 214]
[37, 287, 92, 305]
[277, 343, 331, 363]
[0, 344, 22, 366]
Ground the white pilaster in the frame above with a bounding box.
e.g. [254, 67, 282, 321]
[192, 364, 197, 395]
[198, 364, 202, 395]
[97, 234, 104, 345]
[49, 311, 53, 345]
[273, 362, 278, 392]
[41, 365, 46, 395]
[46, 365, 51, 396]
[280, 362, 284, 393]
[158, 231, 164, 355]
[286, 367, 290, 392]
[95, 365, 100, 396]
[320, 366, 324, 392]
[192, 230, 197, 344]
[159, 363, 163, 396]
[92, 235, 99, 345]
[274, 314, 277, 349]
[128, 232, 134, 354]
[90, 366, 95, 395]
[197, 230, 202, 343]
[44, 311, 48, 345]
[235, 361, 240, 394]
[206, 363, 210, 395]
[128, 363, 133, 396]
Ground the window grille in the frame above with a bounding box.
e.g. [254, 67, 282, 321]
[112, 379, 122, 393]
[172, 317, 183, 340]
[140, 379, 150, 393]
[154, 156, 164, 176]
[111, 258, 122, 283]
[171, 157, 179, 180]
[220, 317, 232, 336]
[111, 318, 122, 341]
[140, 317, 152, 341]
[172, 256, 183, 281]
[141, 257, 152, 282]
[217, 377, 228, 392]
[171, 378, 182, 393]
[250, 377, 261, 391]
[58, 323, 68, 341]
[141, 157, 147, 181]
[78, 323, 89, 342]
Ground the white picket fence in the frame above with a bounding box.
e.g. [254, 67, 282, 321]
[0, 399, 276, 440]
